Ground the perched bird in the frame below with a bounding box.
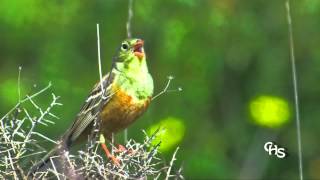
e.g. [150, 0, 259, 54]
[28, 38, 154, 177]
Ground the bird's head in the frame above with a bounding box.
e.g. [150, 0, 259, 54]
[118, 38, 145, 62]
[114, 38, 148, 73]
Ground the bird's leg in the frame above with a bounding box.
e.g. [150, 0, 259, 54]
[99, 134, 120, 166]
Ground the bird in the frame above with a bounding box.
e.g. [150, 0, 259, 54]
[28, 38, 154, 177]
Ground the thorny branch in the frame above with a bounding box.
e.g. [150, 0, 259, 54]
[0, 81, 183, 179]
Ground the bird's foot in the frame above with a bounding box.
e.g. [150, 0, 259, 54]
[115, 144, 127, 153]
[115, 144, 134, 154]
[101, 143, 121, 166]
[99, 134, 120, 166]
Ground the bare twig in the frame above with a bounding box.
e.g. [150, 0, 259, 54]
[96, 24, 106, 99]
[285, 1, 303, 180]
[166, 147, 179, 180]
[126, 0, 133, 38]
[18, 66, 22, 103]
[152, 76, 182, 101]
[124, 0, 135, 144]
[0, 82, 52, 122]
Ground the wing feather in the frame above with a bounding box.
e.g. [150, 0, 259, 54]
[64, 73, 115, 144]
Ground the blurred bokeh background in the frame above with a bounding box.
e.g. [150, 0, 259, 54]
[0, 0, 319, 179]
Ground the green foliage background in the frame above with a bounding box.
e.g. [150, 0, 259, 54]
[0, 0, 320, 179]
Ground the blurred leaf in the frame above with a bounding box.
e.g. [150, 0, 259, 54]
[148, 117, 185, 152]
[249, 95, 290, 128]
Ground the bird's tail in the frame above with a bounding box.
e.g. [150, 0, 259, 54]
[27, 145, 66, 179]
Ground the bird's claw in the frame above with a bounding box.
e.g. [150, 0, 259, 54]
[101, 142, 121, 166]
[115, 144, 134, 154]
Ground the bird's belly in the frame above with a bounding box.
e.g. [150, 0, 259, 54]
[100, 88, 150, 139]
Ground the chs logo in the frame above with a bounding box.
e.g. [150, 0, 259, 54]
[264, 141, 288, 159]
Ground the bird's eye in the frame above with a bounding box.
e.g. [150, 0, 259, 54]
[121, 43, 129, 51]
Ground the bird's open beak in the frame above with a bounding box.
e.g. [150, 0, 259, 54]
[133, 40, 144, 60]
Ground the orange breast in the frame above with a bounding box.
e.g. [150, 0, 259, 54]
[99, 87, 150, 140]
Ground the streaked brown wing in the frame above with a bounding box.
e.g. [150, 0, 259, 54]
[64, 73, 115, 144]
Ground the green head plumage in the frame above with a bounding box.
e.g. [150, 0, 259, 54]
[116, 39, 145, 66]
[113, 38, 147, 72]
[118, 38, 145, 61]
[112, 38, 153, 101]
